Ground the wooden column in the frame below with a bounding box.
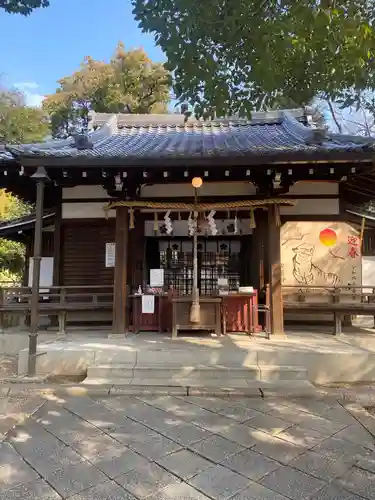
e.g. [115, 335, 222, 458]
[267, 205, 284, 336]
[51, 191, 62, 328]
[252, 210, 268, 292]
[53, 190, 62, 288]
[112, 206, 129, 335]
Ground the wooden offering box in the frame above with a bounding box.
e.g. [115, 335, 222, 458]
[130, 295, 165, 333]
[221, 291, 259, 334]
[172, 296, 222, 338]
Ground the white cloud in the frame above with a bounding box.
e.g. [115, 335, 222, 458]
[14, 81, 45, 107]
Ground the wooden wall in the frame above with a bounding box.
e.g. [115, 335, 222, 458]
[61, 220, 115, 286]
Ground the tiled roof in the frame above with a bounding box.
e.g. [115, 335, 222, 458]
[6, 111, 375, 161]
[0, 145, 14, 163]
[0, 212, 55, 237]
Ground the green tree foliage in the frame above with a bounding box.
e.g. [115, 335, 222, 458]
[44, 43, 171, 138]
[0, 0, 49, 15]
[132, 0, 375, 117]
[0, 88, 49, 143]
[0, 192, 31, 281]
[0, 86, 47, 281]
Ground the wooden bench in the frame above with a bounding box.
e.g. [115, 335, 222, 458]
[0, 285, 114, 334]
[283, 286, 375, 334]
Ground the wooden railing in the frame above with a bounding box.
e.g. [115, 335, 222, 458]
[282, 285, 375, 334]
[282, 285, 375, 304]
[0, 285, 114, 333]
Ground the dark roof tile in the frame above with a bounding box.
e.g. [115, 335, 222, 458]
[6, 112, 375, 160]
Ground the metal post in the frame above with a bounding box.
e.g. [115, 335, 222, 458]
[28, 168, 47, 376]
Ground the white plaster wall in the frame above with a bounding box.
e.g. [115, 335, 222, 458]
[362, 256, 375, 292]
[62, 202, 115, 219]
[28, 257, 54, 288]
[141, 182, 257, 197]
[287, 181, 338, 195]
[145, 219, 253, 237]
[280, 199, 339, 215]
[62, 186, 109, 199]
[62, 181, 339, 218]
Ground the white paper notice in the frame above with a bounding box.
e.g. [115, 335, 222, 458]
[150, 268, 164, 287]
[142, 295, 155, 314]
[105, 243, 115, 267]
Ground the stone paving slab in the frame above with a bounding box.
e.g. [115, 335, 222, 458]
[115, 460, 180, 498]
[157, 449, 214, 480]
[260, 465, 326, 500]
[0, 396, 45, 438]
[1, 393, 375, 500]
[188, 464, 251, 500]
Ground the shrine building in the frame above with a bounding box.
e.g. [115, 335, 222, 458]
[1, 108, 375, 337]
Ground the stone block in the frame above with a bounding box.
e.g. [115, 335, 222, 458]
[69, 480, 137, 500]
[116, 461, 180, 498]
[189, 435, 245, 463]
[288, 450, 353, 482]
[2, 478, 62, 500]
[229, 481, 289, 500]
[157, 449, 214, 480]
[251, 430, 305, 464]
[258, 365, 308, 382]
[41, 461, 107, 498]
[260, 465, 325, 500]
[146, 482, 211, 500]
[221, 448, 281, 481]
[188, 464, 251, 500]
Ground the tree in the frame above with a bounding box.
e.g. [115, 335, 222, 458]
[0, 0, 49, 15]
[132, 0, 375, 118]
[0, 88, 49, 143]
[0, 85, 47, 282]
[44, 43, 171, 138]
[0, 192, 30, 281]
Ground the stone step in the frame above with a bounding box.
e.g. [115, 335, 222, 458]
[86, 364, 308, 383]
[82, 378, 317, 397]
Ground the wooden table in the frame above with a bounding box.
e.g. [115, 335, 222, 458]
[221, 292, 259, 334]
[171, 296, 222, 338]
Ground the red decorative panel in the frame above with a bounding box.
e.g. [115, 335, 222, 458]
[222, 292, 260, 334]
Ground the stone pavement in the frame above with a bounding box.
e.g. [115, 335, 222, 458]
[0, 395, 375, 499]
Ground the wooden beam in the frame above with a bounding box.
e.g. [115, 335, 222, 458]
[267, 205, 284, 336]
[112, 206, 129, 335]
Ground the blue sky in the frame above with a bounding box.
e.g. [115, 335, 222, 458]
[0, 0, 164, 106]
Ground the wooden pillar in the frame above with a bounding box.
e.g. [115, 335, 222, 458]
[267, 205, 284, 336]
[51, 191, 62, 328]
[112, 206, 129, 335]
[252, 210, 268, 292]
[53, 190, 62, 288]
